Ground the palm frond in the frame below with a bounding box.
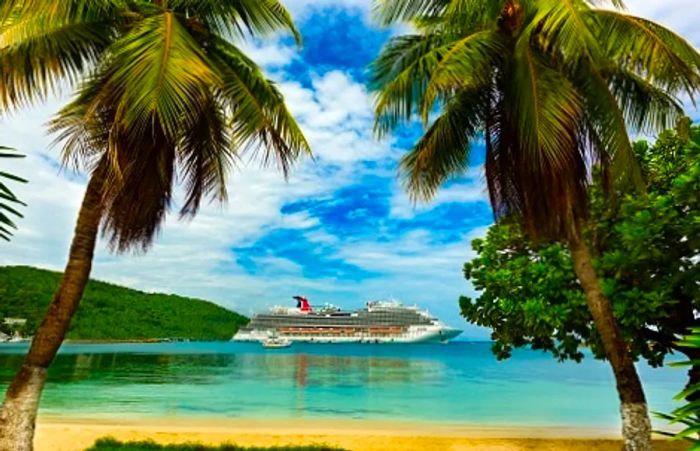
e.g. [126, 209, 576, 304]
[373, 0, 450, 26]
[591, 10, 700, 98]
[48, 69, 116, 171]
[401, 88, 488, 202]
[105, 11, 218, 140]
[509, 41, 583, 173]
[100, 123, 176, 253]
[608, 68, 684, 134]
[170, 0, 301, 44]
[9, 0, 308, 251]
[421, 29, 504, 122]
[0, 2, 118, 110]
[0, 0, 122, 22]
[0, 146, 26, 241]
[209, 37, 310, 177]
[371, 33, 443, 136]
[574, 62, 643, 190]
[534, 0, 601, 62]
[178, 92, 234, 217]
[491, 41, 587, 238]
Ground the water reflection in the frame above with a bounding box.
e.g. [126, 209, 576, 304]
[250, 353, 441, 387]
[0, 350, 442, 388]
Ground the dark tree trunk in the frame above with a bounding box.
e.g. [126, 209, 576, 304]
[568, 230, 652, 451]
[0, 167, 105, 451]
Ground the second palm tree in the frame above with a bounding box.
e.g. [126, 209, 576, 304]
[371, 0, 700, 449]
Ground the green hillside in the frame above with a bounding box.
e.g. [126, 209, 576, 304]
[0, 266, 248, 341]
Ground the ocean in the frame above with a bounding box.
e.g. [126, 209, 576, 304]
[0, 341, 686, 429]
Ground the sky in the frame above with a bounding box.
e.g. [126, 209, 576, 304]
[1, 0, 699, 339]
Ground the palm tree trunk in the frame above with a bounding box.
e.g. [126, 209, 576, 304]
[0, 167, 105, 451]
[568, 230, 652, 451]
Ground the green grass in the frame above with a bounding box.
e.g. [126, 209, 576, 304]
[0, 265, 248, 341]
[85, 438, 347, 451]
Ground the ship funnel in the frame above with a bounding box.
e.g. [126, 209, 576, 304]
[292, 296, 312, 312]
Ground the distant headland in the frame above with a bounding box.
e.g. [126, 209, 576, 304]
[0, 266, 248, 342]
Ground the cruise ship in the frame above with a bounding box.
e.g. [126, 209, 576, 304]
[233, 297, 462, 344]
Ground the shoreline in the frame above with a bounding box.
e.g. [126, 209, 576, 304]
[35, 416, 687, 451]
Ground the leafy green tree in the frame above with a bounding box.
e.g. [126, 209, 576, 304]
[460, 123, 700, 389]
[371, 0, 700, 448]
[0, 1, 309, 450]
[0, 147, 26, 241]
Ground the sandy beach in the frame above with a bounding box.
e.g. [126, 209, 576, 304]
[35, 417, 689, 451]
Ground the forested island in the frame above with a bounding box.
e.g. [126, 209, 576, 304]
[0, 266, 248, 341]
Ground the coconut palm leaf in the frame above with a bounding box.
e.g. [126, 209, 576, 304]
[0, 1, 120, 109]
[420, 29, 504, 122]
[178, 91, 233, 216]
[608, 68, 684, 134]
[535, 0, 602, 61]
[654, 329, 700, 446]
[373, 0, 700, 238]
[105, 11, 218, 140]
[48, 71, 115, 171]
[169, 0, 301, 43]
[373, 0, 451, 26]
[591, 10, 700, 96]
[370, 33, 443, 136]
[209, 36, 310, 176]
[400, 87, 488, 201]
[0, 146, 26, 241]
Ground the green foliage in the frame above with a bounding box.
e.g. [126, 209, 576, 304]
[460, 124, 700, 368]
[0, 146, 27, 241]
[371, 0, 700, 240]
[461, 224, 590, 361]
[0, 266, 248, 341]
[655, 329, 700, 447]
[85, 438, 346, 451]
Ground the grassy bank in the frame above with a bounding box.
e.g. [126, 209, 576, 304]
[86, 438, 345, 451]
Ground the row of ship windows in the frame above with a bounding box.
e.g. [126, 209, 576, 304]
[276, 326, 407, 337]
[250, 319, 432, 326]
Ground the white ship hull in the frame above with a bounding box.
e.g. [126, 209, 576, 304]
[234, 324, 461, 344]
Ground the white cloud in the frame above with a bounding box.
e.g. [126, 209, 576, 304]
[389, 167, 487, 219]
[624, 0, 700, 43]
[238, 41, 299, 68]
[280, 71, 390, 164]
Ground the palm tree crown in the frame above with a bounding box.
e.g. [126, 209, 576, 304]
[371, 0, 700, 239]
[0, 0, 310, 250]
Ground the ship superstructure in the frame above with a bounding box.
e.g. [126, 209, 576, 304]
[233, 298, 461, 344]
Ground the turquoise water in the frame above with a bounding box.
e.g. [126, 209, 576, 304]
[0, 342, 686, 428]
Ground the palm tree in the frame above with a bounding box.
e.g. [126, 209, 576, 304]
[0, 146, 26, 241]
[0, 1, 309, 450]
[371, 0, 700, 449]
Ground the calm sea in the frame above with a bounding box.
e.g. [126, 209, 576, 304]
[0, 342, 686, 429]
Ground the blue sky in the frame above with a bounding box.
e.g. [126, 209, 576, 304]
[1, 0, 698, 339]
